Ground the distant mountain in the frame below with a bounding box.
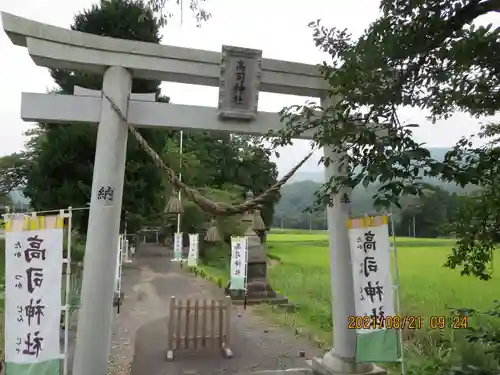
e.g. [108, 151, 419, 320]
[289, 147, 451, 183]
[277, 147, 477, 217]
[290, 171, 324, 183]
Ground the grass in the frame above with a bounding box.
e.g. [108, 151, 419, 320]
[260, 231, 500, 345]
[198, 242, 231, 286]
[200, 230, 500, 353]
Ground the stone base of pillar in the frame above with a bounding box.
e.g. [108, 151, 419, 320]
[225, 279, 289, 305]
[310, 352, 386, 375]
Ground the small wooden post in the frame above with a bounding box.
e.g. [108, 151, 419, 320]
[222, 296, 233, 358]
[184, 299, 191, 350]
[218, 300, 223, 346]
[210, 299, 216, 348]
[193, 300, 199, 350]
[201, 299, 207, 348]
[166, 296, 176, 360]
[176, 299, 182, 349]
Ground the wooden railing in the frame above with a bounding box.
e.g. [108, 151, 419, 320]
[166, 296, 233, 361]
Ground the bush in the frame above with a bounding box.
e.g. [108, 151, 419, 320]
[451, 302, 500, 370]
[404, 306, 500, 375]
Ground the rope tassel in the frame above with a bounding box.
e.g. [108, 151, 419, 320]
[204, 218, 220, 243]
[165, 191, 183, 214]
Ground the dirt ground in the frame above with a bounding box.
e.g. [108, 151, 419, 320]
[104, 243, 321, 375]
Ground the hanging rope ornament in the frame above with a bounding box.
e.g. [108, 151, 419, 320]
[165, 190, 183, 214]
[204, 217, 220, 242]
[252, 208, 266, 231]
[103, 92, 314, 216]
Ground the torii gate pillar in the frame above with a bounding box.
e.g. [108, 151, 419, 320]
[1, 12, 386, 375]
[71, 66, 132, 375]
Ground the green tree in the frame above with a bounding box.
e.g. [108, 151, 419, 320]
[0, 153, 28, 195]
[158, 132, 279, 226]
[396, 187, 460, 238]
[231, 136, 279, 228]
[145, 0, 210, 27]
[24, 0, 169, 235]
[17, 0, 279, 245]
[267, 0, 500, 279]
[0, 193, 12, 210]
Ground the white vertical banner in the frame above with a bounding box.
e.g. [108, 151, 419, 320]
[4, 214, 64, 375]
[122, 238, 131, 263]
[115, 235, 123, 295]
[172, 232, 183, 262]
[187, 234, 199, 267]
[229, 237, 248, 291]
[347, 215, 400, 363]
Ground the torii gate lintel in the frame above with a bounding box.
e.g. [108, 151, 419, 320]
[1, 11, 385, 375]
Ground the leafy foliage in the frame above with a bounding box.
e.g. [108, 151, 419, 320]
[19, 0, 278, 240]
[0, 153, 29, 195]
[266, 0, 500, 279]
[160, 132, 279, 232]
[396, 187, 462, 238]
[444, 302, 500, 374]
[145, 0, 211, 27]
[23, 0, 168, 235]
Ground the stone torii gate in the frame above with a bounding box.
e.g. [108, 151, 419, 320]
[1, 12, 384, 375]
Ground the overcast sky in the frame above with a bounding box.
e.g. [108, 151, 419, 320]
[1, 0, 499, 176]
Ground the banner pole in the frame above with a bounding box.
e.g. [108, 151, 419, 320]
[62, 207, 73, 375]
[390, 211, 406, 375]
[243, 236, 248, 310]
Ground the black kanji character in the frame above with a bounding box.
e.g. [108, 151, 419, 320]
[361, 256, 378, 278]
[24, 298, 45, 326]
[233, 91, 244, 104]
[26, 267, 44, 293]
[363, 281, 384, 303]
[24, 235, 46, 263]
[327, 196, 334, 207]
[367, 306, 385, 327]
[22, 331, 44, 357]
[236, 59, 246, 72]
[236, 72, 245, 81]
[362, 231, 376, 252]
[97, 186, 114, 201]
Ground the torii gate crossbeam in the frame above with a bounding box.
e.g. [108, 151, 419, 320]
[1, 11, 385, 375]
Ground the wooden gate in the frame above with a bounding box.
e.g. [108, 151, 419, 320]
[166, 296, 233, 361]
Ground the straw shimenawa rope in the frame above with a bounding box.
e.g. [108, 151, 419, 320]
[104, 92, 313, 216]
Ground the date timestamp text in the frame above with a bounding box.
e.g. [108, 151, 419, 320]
[348, 315, 468, 330]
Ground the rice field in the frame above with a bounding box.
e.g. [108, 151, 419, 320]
[264, 230, 500, 342]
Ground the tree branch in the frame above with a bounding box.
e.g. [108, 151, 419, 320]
[403, 0, 499, 84]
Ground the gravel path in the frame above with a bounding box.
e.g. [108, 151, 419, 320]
[106, 243, 321, 375]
